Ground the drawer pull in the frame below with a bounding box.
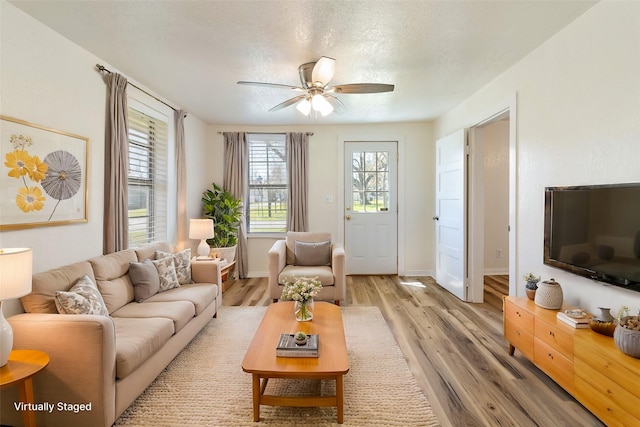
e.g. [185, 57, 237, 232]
[548, 331, 555, 337]
[547, 353, 553, 359]
[516, 311, 521, 317]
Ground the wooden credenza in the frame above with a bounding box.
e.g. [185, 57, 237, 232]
[503, 296, 640, 427]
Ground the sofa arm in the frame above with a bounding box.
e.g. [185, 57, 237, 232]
[268, 240, 287, 300]
[331, 243, 347, 302]
[191, 259, 222, 286]
[0, 313, 117, 427]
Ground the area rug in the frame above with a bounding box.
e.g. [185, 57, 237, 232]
[114, 306, 440, 426]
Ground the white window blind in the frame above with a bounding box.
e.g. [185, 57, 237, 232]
[127, 107, 168, 247]
[247, 133, 287, 233]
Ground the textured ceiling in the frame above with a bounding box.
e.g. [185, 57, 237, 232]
[10, 0, 597, 125]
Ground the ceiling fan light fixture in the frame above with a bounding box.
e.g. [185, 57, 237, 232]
[311, 93, 333, 115]
[296, 98, 312, 116]
[311, 56, 335, 87]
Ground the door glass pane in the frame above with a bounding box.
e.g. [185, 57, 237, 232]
[351, 150, 390, 213]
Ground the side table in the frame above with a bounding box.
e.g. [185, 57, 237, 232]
[0, 349, 50, 427]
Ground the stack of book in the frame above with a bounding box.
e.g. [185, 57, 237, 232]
[276, 334, 319, 357]
[556, 310, 590, 328]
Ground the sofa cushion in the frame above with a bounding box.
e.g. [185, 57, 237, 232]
[89, 250, 137, 314]
[134, 242, 172, 262]
[111, 300, 195, 333]
[151, 256, 181, 292]
[22, 261, 95, 313]
[156, 248, 192, 284]
[145, 283, 218, 316]
[129, 260, 160, 302]
[279, 265, 335, 286]
[285, 232, 332, 265]
[294, 240, 331, 266]
[54, 275, 109, 316]
[113, 317, 174, 379]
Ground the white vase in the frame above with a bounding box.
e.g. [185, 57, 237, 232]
[534, 278, 563, 309]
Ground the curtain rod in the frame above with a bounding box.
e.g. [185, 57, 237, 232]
[217, 131, 313, 136]
[96, 64, 187, 118]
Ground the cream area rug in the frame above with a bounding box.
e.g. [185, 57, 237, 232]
[114, 306, 440, 426]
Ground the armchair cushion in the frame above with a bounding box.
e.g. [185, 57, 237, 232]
[294, 240, 331, 266]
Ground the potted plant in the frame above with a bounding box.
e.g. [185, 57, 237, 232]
[524, 273, 540, 300]
[294, 331, 307, 346]
[201, 183, 242, 262]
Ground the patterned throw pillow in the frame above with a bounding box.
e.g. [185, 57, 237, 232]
[152, 256, 181, 292]
[55, 275, 109, 316]
[156, 248, 192, 285]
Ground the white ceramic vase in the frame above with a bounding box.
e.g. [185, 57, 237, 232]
[534, 278, 563, 309]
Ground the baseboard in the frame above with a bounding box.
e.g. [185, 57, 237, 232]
[484, 268, 509, 275]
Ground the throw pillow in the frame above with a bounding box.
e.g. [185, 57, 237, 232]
[152, 256, 181, 292]
[294, 240, 331, 266]
[54, 275, 109, 316]
[129, 259, 160, 302]
[156, 248, 192, 285]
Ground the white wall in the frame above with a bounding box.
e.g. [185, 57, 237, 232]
[435, 1, 640, 314]
[207, 122, 434, 277]
[483, 120, 509, 273]
[0, 3, 211, 315]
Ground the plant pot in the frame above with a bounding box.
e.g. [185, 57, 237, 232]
[525, 288, 536, 300]
[209, 245, 237, 262]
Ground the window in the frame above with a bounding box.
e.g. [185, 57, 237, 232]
[247, 133, 287, 233]
[127, 107, 168, 246]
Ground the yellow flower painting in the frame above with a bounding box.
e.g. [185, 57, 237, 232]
[16, 186, 46, 213]
[4, 133, 49, 213]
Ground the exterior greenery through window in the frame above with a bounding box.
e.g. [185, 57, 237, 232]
[127, 107, 168, 246]
[247, 133, 287, 233]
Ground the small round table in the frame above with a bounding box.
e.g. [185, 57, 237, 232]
[0, 349, 50, 427]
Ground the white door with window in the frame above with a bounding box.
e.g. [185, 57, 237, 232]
[344, 141, 398, 274]
[435, 129, 468, 301]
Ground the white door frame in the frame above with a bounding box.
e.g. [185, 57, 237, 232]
[338, 135, 406, 275]
[467, 93, 518, 300]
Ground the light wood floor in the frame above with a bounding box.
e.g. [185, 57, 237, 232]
[222, 275, 604, 427]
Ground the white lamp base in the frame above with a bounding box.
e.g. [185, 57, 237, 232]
[0, 301, 13, 367]
[197, 239, 210, 258]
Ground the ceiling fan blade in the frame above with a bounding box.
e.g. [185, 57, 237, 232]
[311, 56, 335, 86]
[328, 83, 395, 94]
[237, 81, 305, 91]
[324, 94, 347, 115]
[268, 94, 308, 112]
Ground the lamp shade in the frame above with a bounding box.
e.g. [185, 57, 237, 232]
[0, 248, 32, 300]
[189, 219, 214, 240]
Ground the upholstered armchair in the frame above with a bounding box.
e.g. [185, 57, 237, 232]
[268, 232, 346, 305]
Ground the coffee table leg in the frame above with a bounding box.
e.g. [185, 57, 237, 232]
[252, 374, 260, 422]
[336, 374, 344, 424]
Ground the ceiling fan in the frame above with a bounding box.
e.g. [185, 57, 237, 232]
[237, 56, 394, 117]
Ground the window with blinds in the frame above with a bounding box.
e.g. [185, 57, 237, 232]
[247, 133, 287, 233]
[127, 107, 168, 247]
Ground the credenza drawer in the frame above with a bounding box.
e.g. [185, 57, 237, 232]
[574, 357, 640, 424]
[504, 299, 534, 334]
[534, 318, 573, 359]
[534, 338, 573, 393]
[505, 320, 534, 359]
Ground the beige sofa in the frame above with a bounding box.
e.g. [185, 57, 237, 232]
[0, 242, 221, 427]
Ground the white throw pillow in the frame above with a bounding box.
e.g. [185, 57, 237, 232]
[55, 275, 109, 316]
[152, 256, 181, 292]
[156, 248, 192, 285]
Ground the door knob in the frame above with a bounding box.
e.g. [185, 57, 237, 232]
[345, 215, 351, 221]
[432, 216, 439, 221]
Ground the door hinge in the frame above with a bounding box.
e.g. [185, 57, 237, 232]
[465, 145, 471, 155]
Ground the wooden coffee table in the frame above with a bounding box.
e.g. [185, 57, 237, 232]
[241, 301, 349, 423]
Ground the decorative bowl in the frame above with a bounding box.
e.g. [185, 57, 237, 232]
[614, 316, 640, 358]
[588, 318, 616, 337]
[564, 309, 587, 319]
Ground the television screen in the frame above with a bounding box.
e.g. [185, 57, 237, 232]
[544, 183, 640, 293]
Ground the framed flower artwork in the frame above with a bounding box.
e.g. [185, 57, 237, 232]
[1, 116, 89, 230]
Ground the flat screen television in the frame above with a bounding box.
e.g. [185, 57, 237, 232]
[544, 182, 640, 293]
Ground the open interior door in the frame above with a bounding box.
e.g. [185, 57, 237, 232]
[434, 129, 468, 301]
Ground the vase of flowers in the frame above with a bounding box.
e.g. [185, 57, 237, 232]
[281, 276, 322, 321]
[524, 273, 540, 300]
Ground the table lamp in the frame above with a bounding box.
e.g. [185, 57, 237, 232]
[0, 248, 33, 366]
[189, 219, 214, 259]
